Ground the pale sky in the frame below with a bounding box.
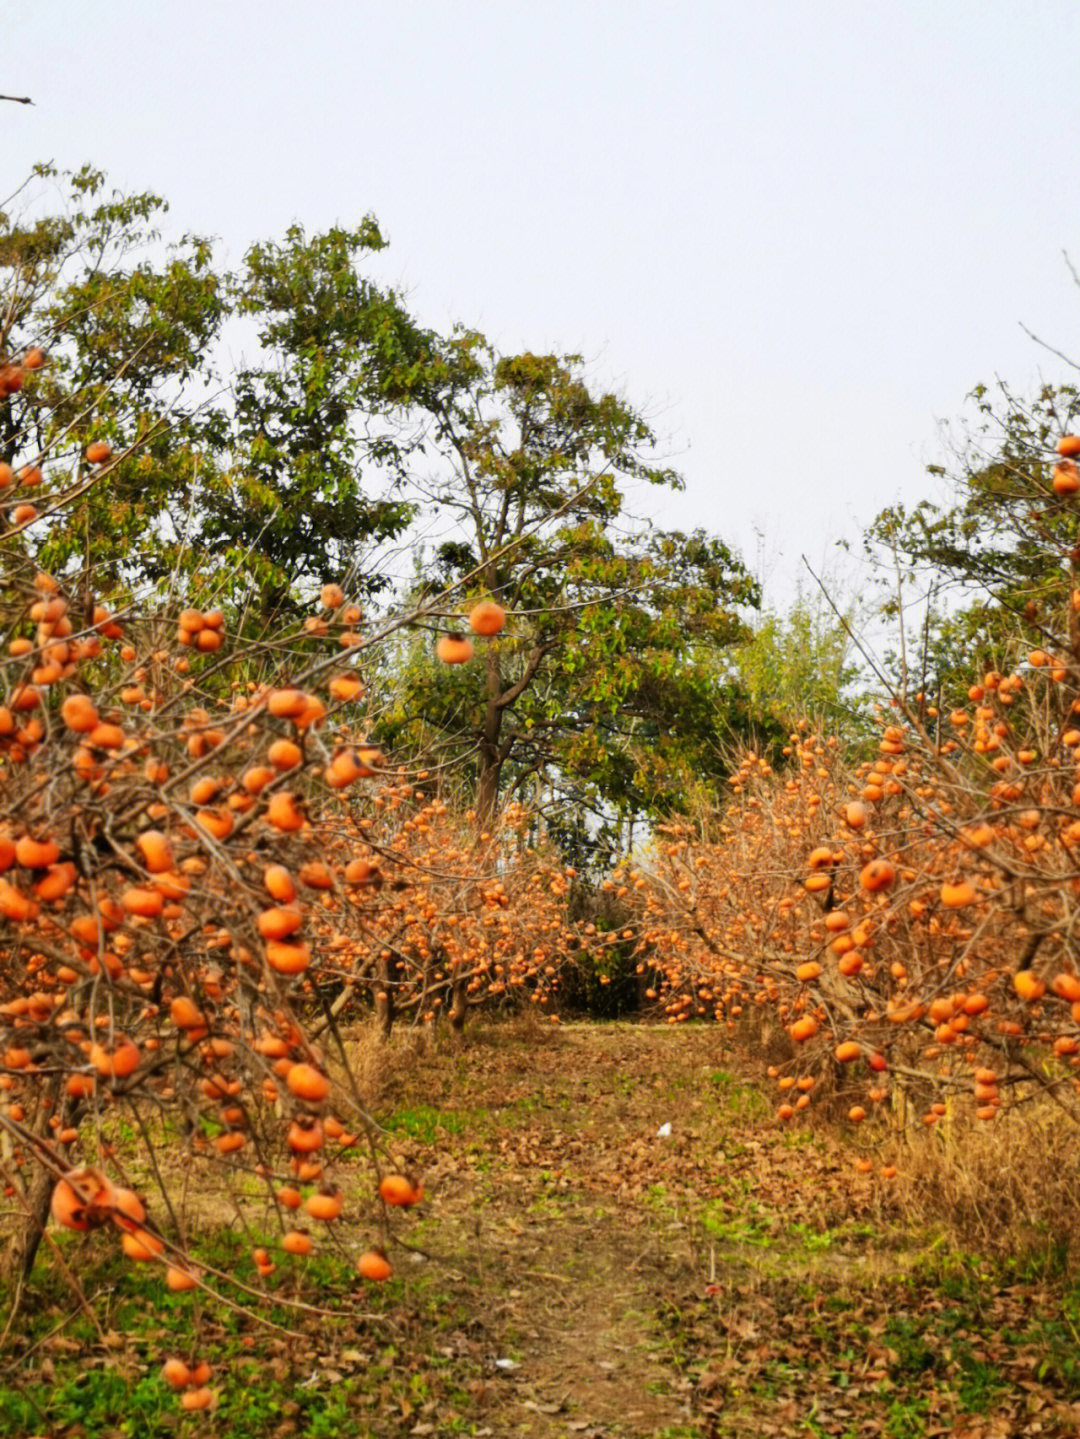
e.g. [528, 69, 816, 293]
[7, 1, 1080, 612]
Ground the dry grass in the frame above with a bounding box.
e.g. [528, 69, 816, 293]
[886, 1093, 1080, 1259]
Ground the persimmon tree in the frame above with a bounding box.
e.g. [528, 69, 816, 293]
[306, 788, 592, 1036]
[618, 434, 1080, 1174]
[0, 328, 608, 1409]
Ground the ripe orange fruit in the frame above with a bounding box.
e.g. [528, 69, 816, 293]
[267, 738, 303, 770]
[345, 858, 382, 888]
[357, 1248, 392, 1281]
[51, 1169, 116, 1231]
[121, 1226, 165, 1261]
[91, 1039, 140, 1079]
[136, 830, 174, 873]
[1053, 460, 1080, 496]
[1052, 972, 1080, 1002]
[264, 864, 297, 902]
[195, 807, 234, 841]
[282, 1229, 313, 1256]
[298, 860, 334, 889]
[285, 1063, 331, 1103]
[180, 1388, 214, 1411]
[121, 886, 165, 918]
[166, 1266, 197, 1291]
[61, 694, 99, 733]
[326, 749, 363, 787]
[468, 601, 506, 636]
[860, 859, 896, 892]
[328, 673, 363, 702]
[267, 793, 304, 832]
[257, 906, 303, 940]
[111, 1186, 147, 1230]
[378, 1173, 423, 1207]
[161, 1358, 190, 1388]
[267, 688, 308, 719]
[436, 633, 474, 664]
[287, 1114, 325, 1151]
[1013, 970, 1045, 1002]
[940, 879, 977, 909]
[294, 695, 326, 730]
[242, 764, 276, 793]
[266, 940, 311, 975]
[305, 1188, 344, 1221]
[35, 862, 76, 901]
[85, 440, 112, 464]
[169, 996, 204, 1030]
[15, 836, 60, 868]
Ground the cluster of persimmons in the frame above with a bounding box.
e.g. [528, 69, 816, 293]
[618, 445, 1080, 1175]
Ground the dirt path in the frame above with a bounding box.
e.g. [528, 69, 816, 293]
[376, 1020, 840, 1437]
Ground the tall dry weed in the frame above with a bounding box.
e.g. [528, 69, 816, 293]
[886, 1096, 1080, 1259]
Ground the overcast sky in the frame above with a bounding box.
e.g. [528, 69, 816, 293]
[7, 1, 1080, 611]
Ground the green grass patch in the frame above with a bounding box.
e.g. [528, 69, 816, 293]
[0, 1225, 484, 1438]
[381, 1104, 475, 1145]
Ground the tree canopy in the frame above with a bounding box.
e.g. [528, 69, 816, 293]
[368, 337, 761, 839]
[1, 165, 764, 836]
[863, 378, 1080, 701]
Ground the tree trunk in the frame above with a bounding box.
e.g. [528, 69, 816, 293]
[2, 1162, 52, 1289]
[374, 953, 394, 1040]
[449, 978, 469, 1033]
[476, 646, 504, 825]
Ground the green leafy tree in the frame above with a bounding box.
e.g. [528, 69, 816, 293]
[1, 164, 227, 594]
[373, 338, 761, 836]
[864, 378, 1080, 700]
[0, 169, 432, 615]
[202, 222, 433, 613]
[3, 167, 766, 829]
[731, 586, 868, 742]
